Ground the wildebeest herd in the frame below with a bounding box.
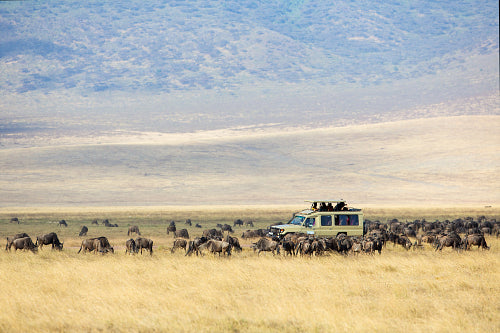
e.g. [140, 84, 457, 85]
[3, 216, 497, 256]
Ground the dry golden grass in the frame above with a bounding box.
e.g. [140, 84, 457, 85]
[0, 241, 498, 332]
[0, 206, 499, 332]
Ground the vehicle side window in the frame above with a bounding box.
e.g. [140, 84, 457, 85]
[321, 215, 332, 226]
[335, 215, 360, 226]
[304, 218, 315, 228]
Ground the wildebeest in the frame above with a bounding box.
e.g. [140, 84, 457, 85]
[224, 235, 242, 252]
[252, 238, 280, 256]
[6, 233, 30, 251]
[281, 240, 296, 256]
[91, 219, 99, 225]
[10, 217, 20, 224]
[185, 237, 208, 256]
[234, 219, 243, 227]
[220, 224, 234, 233]
[203, 228, 223, 239]
[58, 220, 67, 227]
[195, 223, 202, 228]
[125, 239, 137, 255]
[463, 234, 489, 250]
[36, 232, 63, 250]
[78, 237, 114, 254]
[434, 233, 462, 251]
[135, 237, 153, 255]
[185, 219, 192, 226]
[171, 238, 187, 253]
[79, 226, 88, 237]
[173, 229, 189, 239]
[198, 239, 232, 256]
[128, 225, 141, 236]
[11, 237, 38, 253]
[166, 221, 176, 234]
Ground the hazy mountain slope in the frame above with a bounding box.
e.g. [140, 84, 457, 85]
[0, 1, 498, 133]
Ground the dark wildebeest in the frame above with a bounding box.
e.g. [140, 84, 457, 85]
[185, 219, 192, 226]
[91, 219, 99, 225]
[174, 229, 189, 239]
[36, 232, 63, 250]
[125, 239, 137, 255]
[171, 238, 188, 253]
[434, 233, 462, 251]
[233, 219, 244, 227]
[241, 230, 257, 239]
[79, 226, 88, 237]
[252, 238, 280, 256]
[78, 237, 114, 254]
[195, 223, 202, 228]
[281, 240, 296, 256]
[135, 237, 153, 255]
[128, 225, 141, 236]
[224, 235, 242, 252]
[10, 217, 20, 224]
[6, 233, 30, 251]
[185, 237, 208, 256]
[220, 224, 234, 233]
[198, 239, 232, 256]
[203, 229, 223, 239]
[58, 220, 68, 227]
[463, 234, 489, 250]
[11, 237, 38, 253]
[167, 224, 176, 235]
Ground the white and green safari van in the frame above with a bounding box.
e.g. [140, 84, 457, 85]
[269, 200, 364, 238]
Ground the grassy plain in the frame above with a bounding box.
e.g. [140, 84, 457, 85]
[0, 206, 499, 332]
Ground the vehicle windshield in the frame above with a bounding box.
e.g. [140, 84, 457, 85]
[288, 215, 305, 225]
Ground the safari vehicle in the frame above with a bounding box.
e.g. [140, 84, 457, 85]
[269, 200, 364, 238]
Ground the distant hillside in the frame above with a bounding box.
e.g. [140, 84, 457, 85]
[0, 1, 498, 132]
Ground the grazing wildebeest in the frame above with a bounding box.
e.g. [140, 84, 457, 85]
[463, 234, 489, 250]
[125, 239, 137, 255]
[91, 219, 99, 225]
[281, 240, 296, 256]
[220, 224, 234, 233]
[397, 235, 412, 250]
[185, 219, 192, 226]
[10, 217, 20, 224]
[173, 229, 189, 239]
[78, 237, 114, 254]
[36, 232, 63, 250]
[203, 229, 222, 239]
[224, 235, 242, 252]
[128, 225, 141, 236]
[185, 237, 208, 256]
[58, 220, 68, 227]
[79, 226, 88, 237]
[6, 233, 30, 251]
[233, 219, 244, 227]
[241, 230, 257, 239]
[135, 237, 153, 255]
[195, 223, 202, 228]
[171, 238, 187, 253]
[252, 238, 280, 256]
[12, 237, 38, 253]
[434, 233, 462, 251]
[198, 239, 232, 256]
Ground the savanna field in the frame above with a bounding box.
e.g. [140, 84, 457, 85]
[0, 206, 499, 332]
